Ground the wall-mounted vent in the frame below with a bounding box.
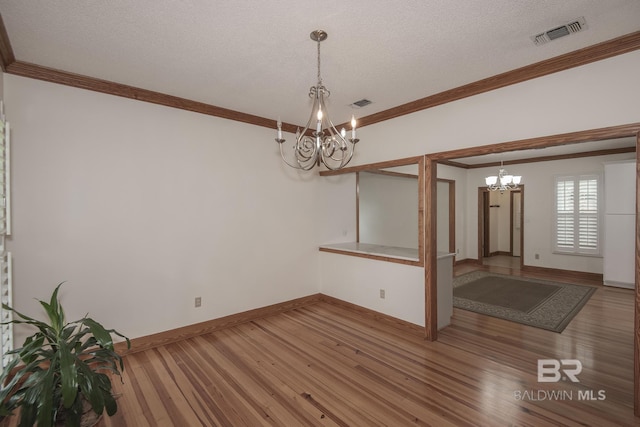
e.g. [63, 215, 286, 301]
[532, 17, 587, 46]
[351, 99, 372, 108]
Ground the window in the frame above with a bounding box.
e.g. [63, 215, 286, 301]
[554, 174, 602, 255]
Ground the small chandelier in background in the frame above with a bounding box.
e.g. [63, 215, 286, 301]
[485, 161, 522, 192]
[276, 30, 359, 171]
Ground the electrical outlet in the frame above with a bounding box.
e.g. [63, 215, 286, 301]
[379, 289, 385, 299]
[195, 297, 202, 307]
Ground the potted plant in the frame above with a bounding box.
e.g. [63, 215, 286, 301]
[0, 283, 130, 427]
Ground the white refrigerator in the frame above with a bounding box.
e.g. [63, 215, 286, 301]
[603, 160, 636, 289]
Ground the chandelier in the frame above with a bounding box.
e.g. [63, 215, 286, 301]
[275, 30, 359, 170]
[485, 161, 522, 192]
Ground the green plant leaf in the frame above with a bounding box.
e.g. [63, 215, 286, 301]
[17, 402, 38, 427]
[82, 318, 113, 349]
[58, 340, 78, 408]
[1, 303, 39, 323]
[0, 358, 24, 412]
[77, 362, 105, 416]
[38, 283, 65, 334]
[17, 335, 46, 364]
[60, 324, 77, 341]
[35, 364, 56, 427]
[1, 283, 128, 425]
[104, 390, 117, 416]
[64, 396, 83, 427]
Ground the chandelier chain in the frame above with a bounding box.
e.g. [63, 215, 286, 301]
[317, 37, 322, 84]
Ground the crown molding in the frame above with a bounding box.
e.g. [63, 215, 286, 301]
[353, 30, 640, 128]
[0, 11, 638, 131]
[4, 60, 297, 131]
[0, 14, 15, 72]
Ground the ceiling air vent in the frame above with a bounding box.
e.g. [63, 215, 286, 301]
[532, 17, 587, 46]
[351, 99, 372, 108]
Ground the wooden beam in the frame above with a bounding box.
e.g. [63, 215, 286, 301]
[319, 155, 423, 176]
[462, 146, 636, 169]
[429, 123, 640, 161]
[424, 156, 437, 341]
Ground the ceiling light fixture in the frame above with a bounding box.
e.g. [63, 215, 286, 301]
[275, 30, 359, 170]
[485, 161, 522, 192]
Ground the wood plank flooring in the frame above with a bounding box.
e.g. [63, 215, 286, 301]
[3, 264, 636, 426]
[98, 275, 634, 425]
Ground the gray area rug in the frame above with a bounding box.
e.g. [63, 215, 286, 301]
[453, 271, 597, 333]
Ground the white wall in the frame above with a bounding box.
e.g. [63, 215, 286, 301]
[352, 51, 640, 165]
[319, 50, 640, 324]
[319, 252, 425, 326]
[317, 173, 357, 245]
[464, 152, 636, 273]
[5, 74, 321, 343]
[359, 172, 418, 249]
[5, 48, 639, 337]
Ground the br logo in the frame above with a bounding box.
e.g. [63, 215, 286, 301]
[537, 359, 582, 382]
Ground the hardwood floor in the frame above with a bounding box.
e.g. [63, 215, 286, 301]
[4, 265, 635, 426]
[482, 255, 521, 269]
[95, 273, 634, 426]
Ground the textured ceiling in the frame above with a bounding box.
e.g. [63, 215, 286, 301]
[0, 1, 639, 129]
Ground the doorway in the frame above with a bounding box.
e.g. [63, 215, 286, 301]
[478, 186, 524, 269]
[425, 123, 640, 415]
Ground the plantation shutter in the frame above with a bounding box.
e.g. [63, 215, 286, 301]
[0, 103, 12, 371]
[554, 175, 601, 255]
[578, 178, 599, 251]
[555, 179, 574, 250]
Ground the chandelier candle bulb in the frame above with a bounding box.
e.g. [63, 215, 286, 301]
[277, 120, 282, 140]
[351, 116, 357, 139]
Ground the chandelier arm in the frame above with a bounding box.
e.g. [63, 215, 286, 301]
[316, 91, 355, 167]
[278, 142, 308, 170]
[321, 152, 354, 170]
[295, 136, 319, 169]
[324, 141, 352, 161]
